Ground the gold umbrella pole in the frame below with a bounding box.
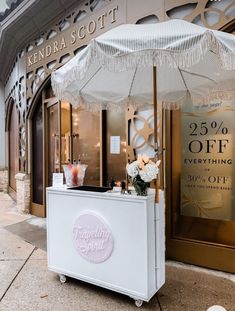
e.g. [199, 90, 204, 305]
[153, 66, 159, 203]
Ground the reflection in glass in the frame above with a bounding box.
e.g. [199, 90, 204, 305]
[72, 108, 100, 185]
[61, 101, 71, 168]
[105, 110, 126, 186]
[48, 104, 59, 186]
[32, 103, 43, 204]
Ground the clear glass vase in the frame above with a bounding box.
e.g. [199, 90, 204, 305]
[132, 176, 148, 196]
[63, 164, 88, 187]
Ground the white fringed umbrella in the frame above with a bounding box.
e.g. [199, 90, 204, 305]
[52, 19, 235, 112]
[51, 19, 235, 199]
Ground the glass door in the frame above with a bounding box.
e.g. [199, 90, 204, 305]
[46, 98, 61, 187]
[61, 101, 72, 170]
[45, 100, 101, 187]
[31, 97, 45, 217]
[104, 110, 127, 187]
[32, 84, 128, 216]
[72, 107, 100, 185]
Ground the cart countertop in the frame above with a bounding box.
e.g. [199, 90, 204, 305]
[46, 185, 156, 202]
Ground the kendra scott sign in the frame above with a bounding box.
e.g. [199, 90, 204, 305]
[181, 101, 235, 221]
[26, 0, 126, 70]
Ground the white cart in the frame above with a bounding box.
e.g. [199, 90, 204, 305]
[46, 187, 165, 307]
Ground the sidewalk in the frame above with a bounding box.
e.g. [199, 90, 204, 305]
[0, 193, 234, 311]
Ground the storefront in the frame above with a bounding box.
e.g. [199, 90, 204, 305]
[28, 81, 126, 217]
[3, 0, 235, 273]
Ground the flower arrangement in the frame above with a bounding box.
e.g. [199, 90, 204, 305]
[126, 155, 160, 196]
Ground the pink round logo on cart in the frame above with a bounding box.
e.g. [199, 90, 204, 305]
[73, 213, 114, 263]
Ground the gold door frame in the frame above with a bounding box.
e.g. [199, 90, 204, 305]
[44, 96, 60, 212]
[29, 93, 59, 217]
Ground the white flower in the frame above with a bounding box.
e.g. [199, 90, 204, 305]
[126, 161, 139, 178]
[139, 163, 159, 182]
[139, 170, 150, 182]
[127, 157, 160, 182]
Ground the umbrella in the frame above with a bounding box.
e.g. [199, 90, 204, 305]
[51, 19, 235, 198]
[51, 19, 235, 111]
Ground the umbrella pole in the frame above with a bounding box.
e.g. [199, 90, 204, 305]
[153, 66, 159, 203]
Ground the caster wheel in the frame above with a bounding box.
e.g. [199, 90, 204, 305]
[135, 299, 143, 308]
[59, 274, 67, 284]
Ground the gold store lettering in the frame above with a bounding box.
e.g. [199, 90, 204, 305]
[87, 20, 96, 34]
[98, 13, 106, 29]
[109, 6, 118, 23]
[70, 6, 118, 45]
[78, 25, 86, 39]
[27, 5, 119, 67]
[28, 37, 67, 67]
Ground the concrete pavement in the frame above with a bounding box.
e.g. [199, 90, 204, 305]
[0, 193, 234, 311]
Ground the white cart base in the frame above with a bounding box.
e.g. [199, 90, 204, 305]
[58, 272, 144, 307]
[47, 187, 165, 306]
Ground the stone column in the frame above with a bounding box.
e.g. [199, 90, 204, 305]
[15, 173, 30, 213]
[0, 82, 5, 168]
[0, 167, 9, 193]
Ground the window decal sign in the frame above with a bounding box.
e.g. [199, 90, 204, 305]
[181, 101, 235, 221]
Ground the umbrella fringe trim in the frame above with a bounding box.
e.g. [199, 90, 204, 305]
[92, 31, 235, 72]
[49, 90, 155, 111]
[51, 30, 235, 99]
[51, 86, 235, 112]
